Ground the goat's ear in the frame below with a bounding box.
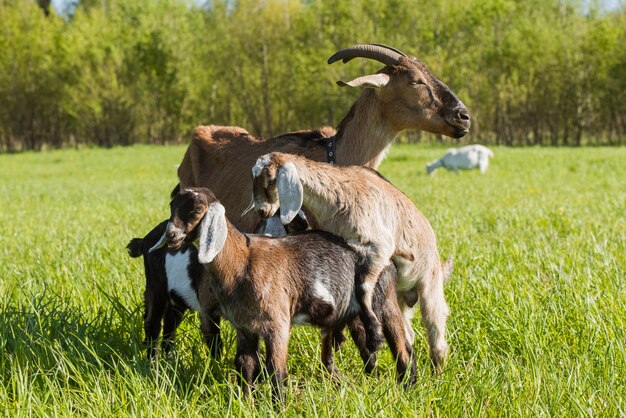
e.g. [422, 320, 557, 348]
[277, 162, 303, 224]
[148, 233, 167, 253]
[337, 73, 390, 89]
[197, 202, 228, 264]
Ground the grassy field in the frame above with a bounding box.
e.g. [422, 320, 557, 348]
[1, 144, 624, 416]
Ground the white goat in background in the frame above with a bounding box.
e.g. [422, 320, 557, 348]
[426, 144, 494, 174]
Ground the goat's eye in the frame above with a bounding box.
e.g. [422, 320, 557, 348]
[268, 179, 276, 186]
[410, 80, 424, 86]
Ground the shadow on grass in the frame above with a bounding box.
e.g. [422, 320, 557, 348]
[0, 289, 227, 391]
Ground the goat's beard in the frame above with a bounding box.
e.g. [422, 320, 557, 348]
[241, 198, 255, 217]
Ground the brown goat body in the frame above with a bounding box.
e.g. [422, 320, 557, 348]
[161, 187, 416, 399]
[177, 44, 470, 233]
[252, 152, 454, 371]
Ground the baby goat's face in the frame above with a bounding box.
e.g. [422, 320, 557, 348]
[252, 159, 280, 219]
[166, 189, 211, 250]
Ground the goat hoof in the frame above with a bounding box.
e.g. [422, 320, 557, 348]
[430, 345, 449, 373]
[364, 364, 379, 377]
[325, 367, 344, 384]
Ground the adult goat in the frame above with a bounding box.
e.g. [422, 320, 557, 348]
[177, 44, 470, 232]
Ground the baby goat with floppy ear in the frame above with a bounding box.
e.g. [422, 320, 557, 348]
[252, 152, 454, 371]
[127, 221, 222, 359]
[159, 187, 416, 399]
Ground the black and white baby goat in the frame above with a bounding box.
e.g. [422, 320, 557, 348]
[127, 220, 222, 359]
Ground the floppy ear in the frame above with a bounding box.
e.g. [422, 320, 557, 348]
[197, 202, 228, 264]
[148, 233, 167, 253]
[337, 73, 390, 89]
[277, 162, 303, 224]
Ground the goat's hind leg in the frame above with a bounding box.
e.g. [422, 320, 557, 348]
[265, 326, 290, 402]
[373, 264, 416, 385]
[417, 275, 450, 372]
[355, 256, 388, 353]
[347, 318, 378, 376]
[379, 297, 416, 385]
[321, 328, 342, 379]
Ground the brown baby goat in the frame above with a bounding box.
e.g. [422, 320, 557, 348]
[156, 187, 416, 399]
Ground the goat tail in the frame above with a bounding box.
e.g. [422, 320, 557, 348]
[126, 238, 143, 258]
[441, 257, 454, 284]
[426, 159, 442, 175]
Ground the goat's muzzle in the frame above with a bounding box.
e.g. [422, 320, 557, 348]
[255, 203, 275, 220]
[165, 223, 186, 251]
[258, 208, 272, 219]
[445, 105, 471, 138]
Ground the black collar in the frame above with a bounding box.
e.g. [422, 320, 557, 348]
[326, 136, 336, 164]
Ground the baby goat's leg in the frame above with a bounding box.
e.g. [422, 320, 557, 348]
[199, 310, 222, 360]
[197, 286, 222, 359]
[355, 255, 389, 352]
[265, 325, 290, 401]
[161, 305, 186, 356]
[417, 272, 450, 372]
[321, 328, 340, 377]
[397, 296, 416, 346]
[383, 322, 416, 386]
[374, 265, 416, 385]
[143, 287, 167, 359]
[234, 330, 261, 397]
[379, 300, 416, 385]
[331, 327, 346, 350]
[347, 318, 378, 375]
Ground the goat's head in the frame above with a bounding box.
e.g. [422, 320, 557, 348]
[329, 44, 470, 139]
[251, 154, 303, 225]
[151, 187, 228, 264]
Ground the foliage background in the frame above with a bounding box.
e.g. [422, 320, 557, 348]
[1, 0, 625, 151]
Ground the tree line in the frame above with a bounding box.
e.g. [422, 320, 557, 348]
[0, 0, 624, 151]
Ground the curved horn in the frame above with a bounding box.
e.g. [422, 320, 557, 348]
[370, 43, 408, 57]
[327, 44, 406, 66]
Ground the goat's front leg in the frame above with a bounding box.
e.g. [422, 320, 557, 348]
[161, 304, 187, 357]
[143, 287, 167, 359]
[234, 330, 261, 397]
[265, 326, 290, 402]
[199, 306, 222, 360]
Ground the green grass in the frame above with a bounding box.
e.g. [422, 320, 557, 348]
[1, 144, 624, 416]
